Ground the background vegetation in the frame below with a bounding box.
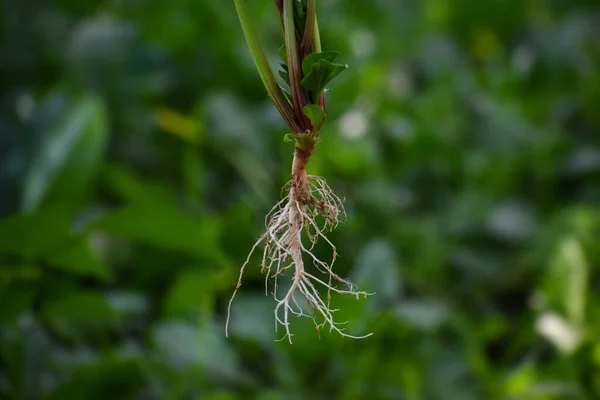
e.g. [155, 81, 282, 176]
[1, 0, 600, 399]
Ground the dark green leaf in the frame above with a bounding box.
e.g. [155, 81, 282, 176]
[0, 285, 35, 324]
[43, 292, 122, 339]
[47, 239, 112, 281]
[0, 207, 71, 256]
[0, 207, 111, 280]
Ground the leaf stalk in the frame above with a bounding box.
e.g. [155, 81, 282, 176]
[233, 0, 300, 132]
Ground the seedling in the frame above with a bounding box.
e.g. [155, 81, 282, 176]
[226, 0, 372, 343]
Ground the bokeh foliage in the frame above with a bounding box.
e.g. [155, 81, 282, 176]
[1, 0, 600, 399]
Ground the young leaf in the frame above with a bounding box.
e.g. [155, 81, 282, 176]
[303, 104, 325, 131]
[283, 133, 295, 142]
[301, 51, 340, 75]
[301, 57, 348, 102]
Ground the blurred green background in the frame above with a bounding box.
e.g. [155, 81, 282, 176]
[1, 0, 600, 399]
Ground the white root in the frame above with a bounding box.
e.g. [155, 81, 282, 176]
[226, 175, 373, 343]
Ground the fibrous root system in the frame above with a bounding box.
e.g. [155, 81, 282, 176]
[226, 151, 372, 343]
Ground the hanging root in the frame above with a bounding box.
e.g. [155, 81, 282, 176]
[226, 171, 373, 343]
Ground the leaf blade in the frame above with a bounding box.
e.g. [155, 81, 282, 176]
[302, 104, 325, 131]
[301, 58, 348, 102]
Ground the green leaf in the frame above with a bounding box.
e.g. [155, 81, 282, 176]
[163, 270, 220, 317]
[22, 94, 108, 212]
[0, 264, 41, 282]
[0, 207, 71, 256]
[93, 203, 225, 262]
[43, 292, 122, 339]
[283, 133, 295, 142]
[233, 0, 298, 132]
[103, 164, 172, 205]
[301, 56, 348, 102]
[0, 285, 35, 324]
[46, 239, 113, 282]
[301, 51, 340, 75]
[46, 356, 143, 400]
[301, 59, 348, 92]
[45, 292, 120, 324]
[302, 104, 325, 131]
[0, 208, 111, 281]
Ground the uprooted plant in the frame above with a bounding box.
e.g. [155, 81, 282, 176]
[226, 0, 372, 343]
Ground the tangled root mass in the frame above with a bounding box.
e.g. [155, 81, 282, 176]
[226, 175, 372, 343]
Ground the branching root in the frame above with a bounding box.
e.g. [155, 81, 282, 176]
[226, 175, 372, 343]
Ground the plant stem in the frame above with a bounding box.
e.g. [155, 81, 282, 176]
[313, 17, 326, 109]
[233, 0, 300, 132]
[291, 146, 313, 202]
[301, 0, 316, 57]
[283, 0, 309, 129]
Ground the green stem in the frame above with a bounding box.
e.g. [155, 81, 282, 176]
[274, 0, 284, 31]
[301, 0, 316, 56]
[313, 17, 326, 109]
[233, 0, 300, 132]
[283, 0, 309, 129]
